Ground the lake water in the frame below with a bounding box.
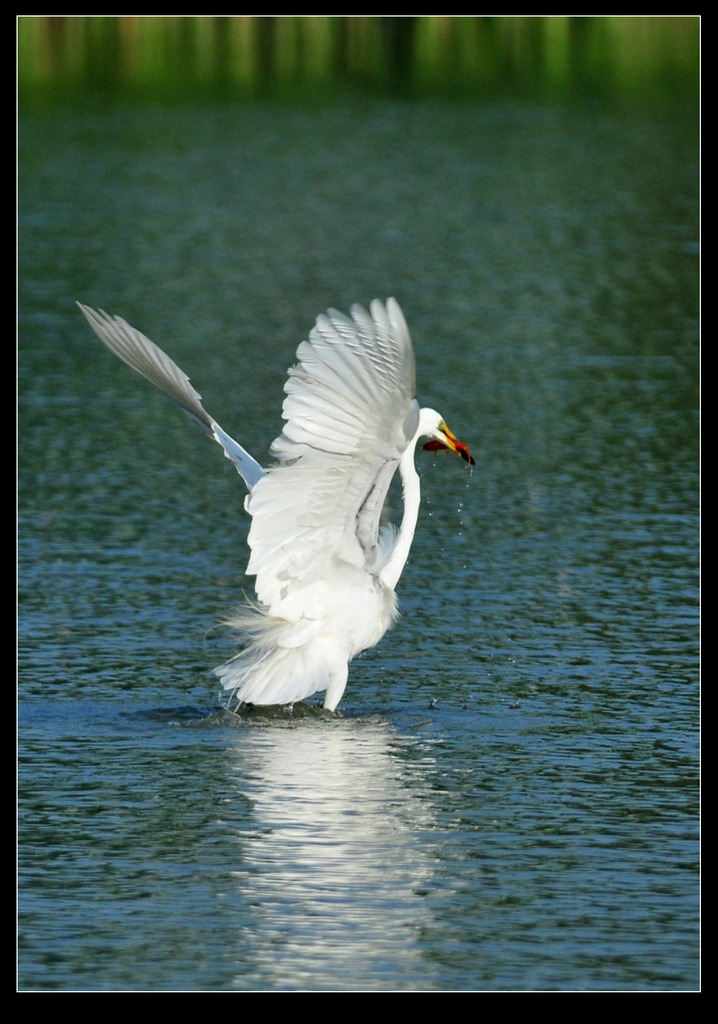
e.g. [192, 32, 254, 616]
[18, 99, 699, 990]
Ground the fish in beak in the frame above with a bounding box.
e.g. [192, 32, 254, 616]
[422, 421, 475, 466]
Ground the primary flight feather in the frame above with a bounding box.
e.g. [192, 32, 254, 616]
[78, 299, 473, 711]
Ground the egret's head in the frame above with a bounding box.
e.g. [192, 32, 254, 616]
[420, 411, 475, 466]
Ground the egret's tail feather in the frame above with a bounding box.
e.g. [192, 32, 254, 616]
[215, 604, 345, 710]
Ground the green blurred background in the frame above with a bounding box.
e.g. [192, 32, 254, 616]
[18, 15, 699, 105]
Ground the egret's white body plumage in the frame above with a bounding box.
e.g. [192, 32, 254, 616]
[78, 299, 473, 711]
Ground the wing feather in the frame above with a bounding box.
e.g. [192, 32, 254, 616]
[77, 303, 264, 490]
[247, 298, 417, 612]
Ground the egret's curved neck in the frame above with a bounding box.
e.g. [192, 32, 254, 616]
[378, 439, 422, 592]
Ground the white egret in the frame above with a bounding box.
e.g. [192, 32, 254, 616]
[78, 299, 473, 711]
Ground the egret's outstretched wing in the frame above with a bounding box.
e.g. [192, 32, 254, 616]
[246, 298, 419, 613]
[77, 303, 264, 490]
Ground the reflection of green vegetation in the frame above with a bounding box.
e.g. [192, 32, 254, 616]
[18, 16, 699, 104]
